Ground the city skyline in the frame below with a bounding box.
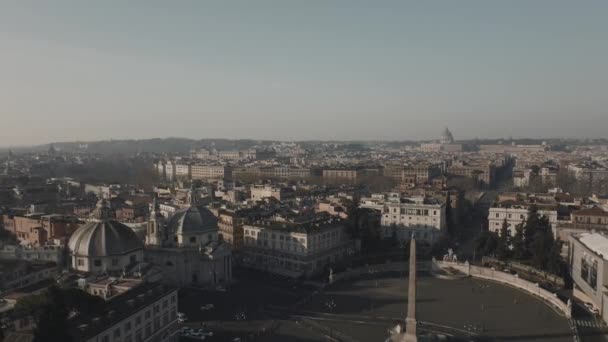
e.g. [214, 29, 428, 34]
[2, 0, 608, 145]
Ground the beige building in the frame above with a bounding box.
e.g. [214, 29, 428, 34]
[488, 204, 558, 236]
[190, 164, 231, 180]
[242, 217, 354, 278]
[322, 169, 361, 181]
[250, 185, 286, 202]
[384, 164, 441, 184]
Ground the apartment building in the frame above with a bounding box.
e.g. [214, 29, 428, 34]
[1, 213, 80, 246]
[190, 164, 231, 180]
[69, 283, 179, 342]
[217, 209, 247, 250]
[322, 169, 361, 181]
[384, 164, 441, 184]
[250, 185, 292, 202]
[242, 217, 354, 278]
[380, 198, 446, 243]
[488, 194, 559, 236]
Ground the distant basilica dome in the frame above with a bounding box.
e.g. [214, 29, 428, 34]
[440, 127, 454, 144]
[68, 198, 143, 273]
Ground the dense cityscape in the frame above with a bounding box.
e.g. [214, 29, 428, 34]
[0, 131, 607, 341]
[3, 1, 608, 341]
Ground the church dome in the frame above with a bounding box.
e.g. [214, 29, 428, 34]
[440, 127, 454, 144]
[166, 205, 218, 234]
[68, 199, 143, 257]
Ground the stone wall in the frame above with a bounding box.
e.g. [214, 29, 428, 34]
[435, 260, 571, 318]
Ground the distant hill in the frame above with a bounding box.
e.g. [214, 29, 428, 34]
[34, 138, 271, 155]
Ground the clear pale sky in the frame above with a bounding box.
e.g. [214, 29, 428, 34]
[1, 1, 607, 146]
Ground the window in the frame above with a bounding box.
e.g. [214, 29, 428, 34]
[130, 254, 137, 263]
[145, 310, 151, 319]
[581, 256, 598, 291]
[136, 316, 142, 325]
[112, 258, 118, 266]
[77, 259, 84, 266]
[125, 321, 132, 331]
[190, 236, 196, 243]
[94, 259, 102, 267]
[113, 328, 121, 338]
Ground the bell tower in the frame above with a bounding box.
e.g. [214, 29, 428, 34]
[146, 196, 164, 247]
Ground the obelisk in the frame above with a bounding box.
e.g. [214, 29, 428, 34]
[404, 235, 417, 342]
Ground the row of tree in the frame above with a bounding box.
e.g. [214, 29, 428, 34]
[11, 286, 105, 342]
[476, 206, 564, 275]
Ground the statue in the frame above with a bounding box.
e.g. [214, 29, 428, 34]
[328, 268, 334, 285]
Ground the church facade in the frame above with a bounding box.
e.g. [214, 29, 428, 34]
[144, 191, 232, 287]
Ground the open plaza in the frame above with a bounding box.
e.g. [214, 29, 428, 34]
[177, 268, 581, 342]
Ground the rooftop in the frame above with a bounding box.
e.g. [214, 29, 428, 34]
[69, 282, 177, 341]
[577, 232, 608, 260]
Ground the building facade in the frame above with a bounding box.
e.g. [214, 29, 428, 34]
[569, 232, 608, 324]
[380, 199, 446, 244]
[488, 205, 558, 236]
[144, 191, 232, 287]
[241, 217, 354, 278]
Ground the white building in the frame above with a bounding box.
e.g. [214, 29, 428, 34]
[488, 205, 558, 236]
[569, 232, 608, 324]
[380, 198, 446, 244]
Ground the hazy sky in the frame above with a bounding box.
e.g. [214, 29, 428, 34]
[1, 1, 607, 146]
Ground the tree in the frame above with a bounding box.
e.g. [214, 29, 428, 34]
[33, 286, 72, 342]
[474, 231, 499, 258]
[511, 222, 526, 260]
[14, 286, 104, 342]
[496, 219, 511, 260]
[344, 195, 362, 239]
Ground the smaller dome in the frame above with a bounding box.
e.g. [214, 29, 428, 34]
[167, 205, 218, 235]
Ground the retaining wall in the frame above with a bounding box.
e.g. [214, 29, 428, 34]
[435, 260, 571, 318]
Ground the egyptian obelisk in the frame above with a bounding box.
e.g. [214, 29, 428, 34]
[404, 235, 418, 342]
